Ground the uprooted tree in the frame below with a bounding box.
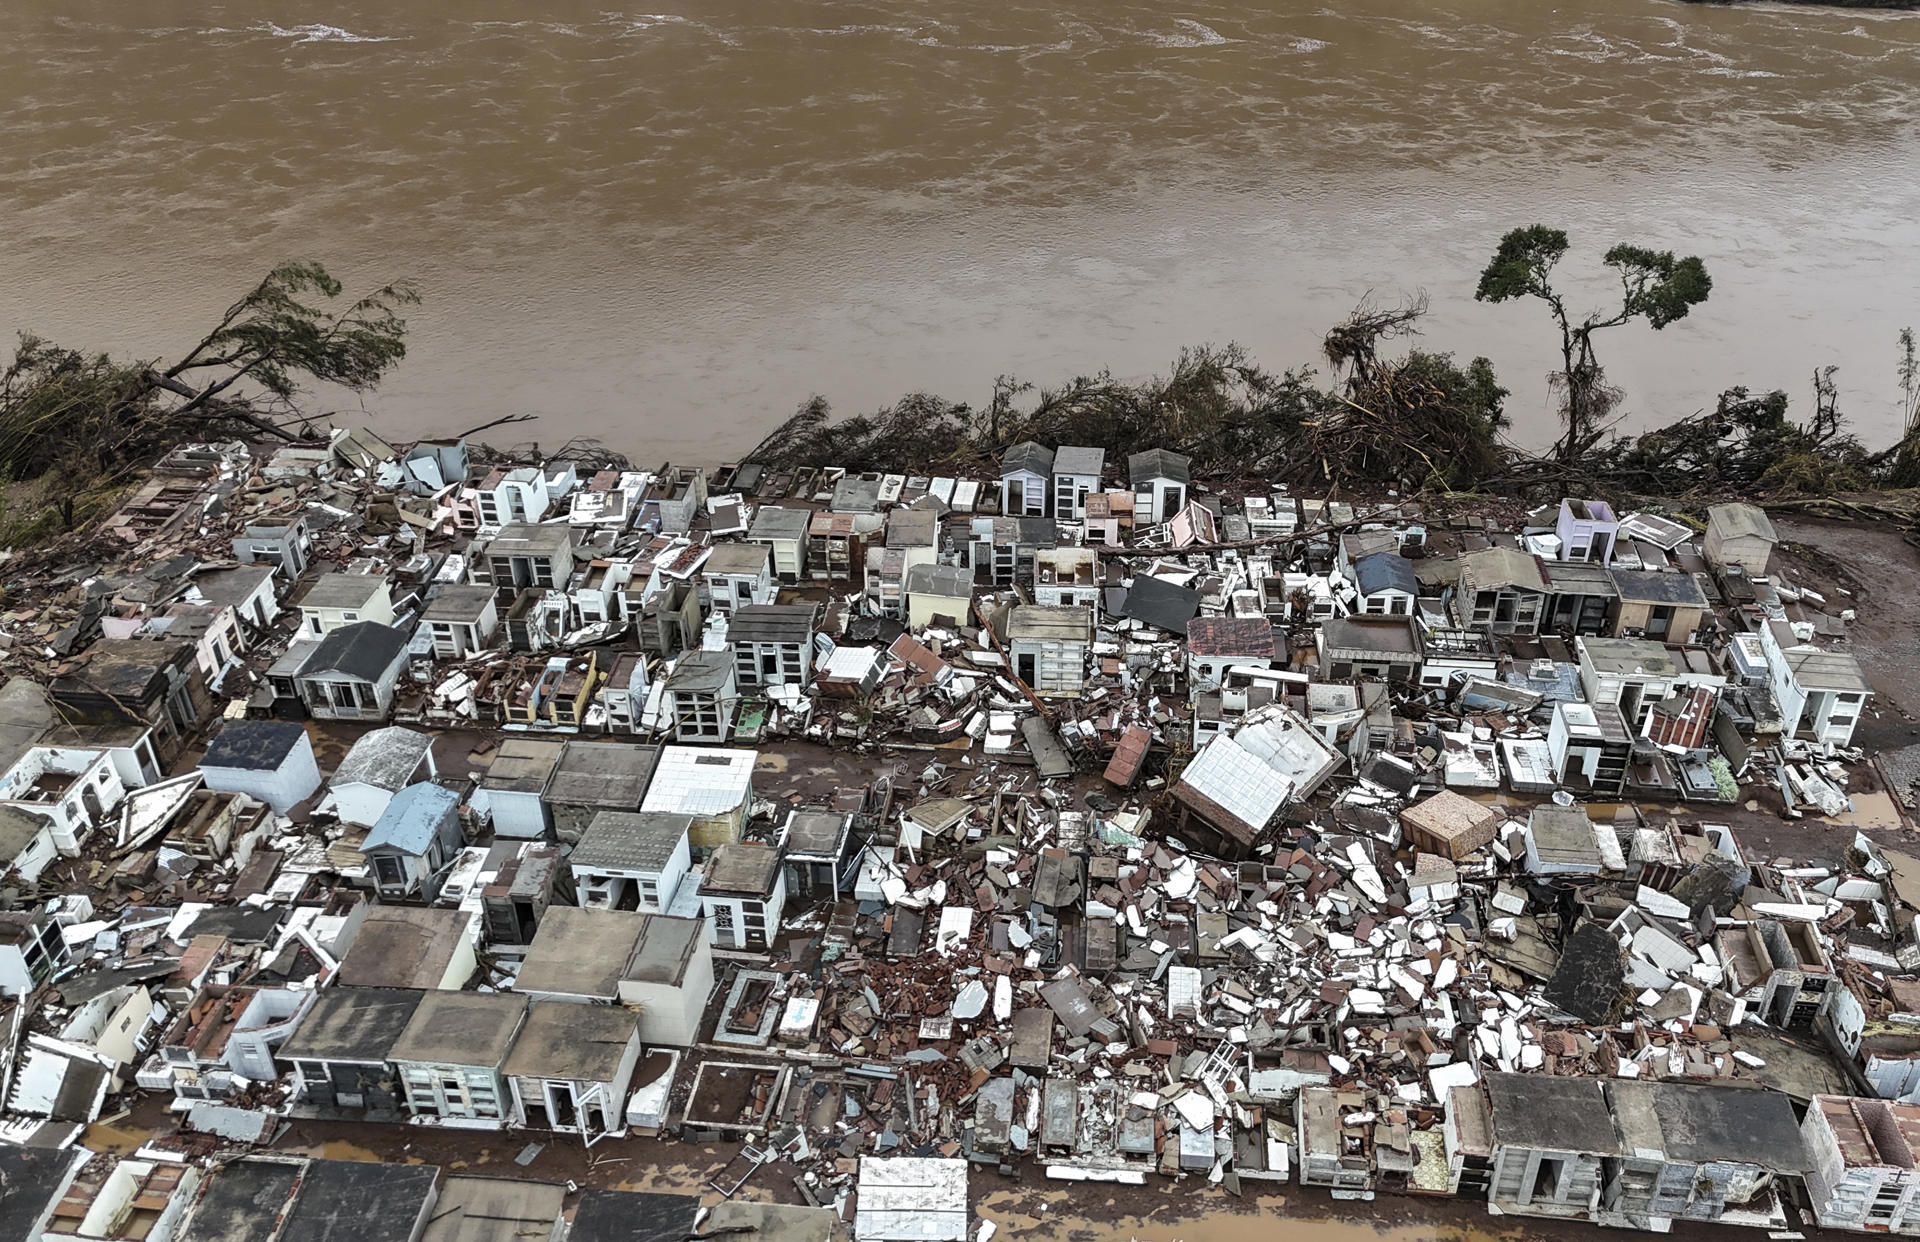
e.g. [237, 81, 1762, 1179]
[0, 260, 417, 531]
[1474, 225, 1712, 466]
[1314, 296, 1510, 491]
[1578, 368, 1872, 497]
[6, 231, 1910, 544]
[144, 260, 418, 435]
[750, 225, 1920, 506]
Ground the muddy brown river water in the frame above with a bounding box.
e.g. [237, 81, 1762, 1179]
[4, 1, 1918, 459]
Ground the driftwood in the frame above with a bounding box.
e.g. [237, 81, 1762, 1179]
[454, 412, 538, 440]
[1759, 489, 1920, 545]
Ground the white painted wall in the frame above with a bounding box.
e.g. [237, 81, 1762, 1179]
[0, 746, 129, 854]
[489, 788, 551, 840]
[199, 733, 321, 814]
[331, 780, 399, 829]
[617, 933, 715, 1047]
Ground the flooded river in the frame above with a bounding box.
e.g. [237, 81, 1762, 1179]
[3, 1, 1918, 459]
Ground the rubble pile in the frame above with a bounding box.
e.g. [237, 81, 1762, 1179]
[0, 429, 1917, 1241]
[719, 792, 1910, 1202]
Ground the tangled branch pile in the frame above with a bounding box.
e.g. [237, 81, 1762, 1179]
[1565, 370, 1871, 498]
[1311, 297, 1509, 491]
[0, 337, 156, 488]
[750, 303, 1513, 495]
[743, 393, 978, 475]
[8, 245, 1917, 548]
[749, 296, 1915, 515]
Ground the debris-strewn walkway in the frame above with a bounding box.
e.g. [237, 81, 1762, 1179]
[4, 435, 1920, 1242]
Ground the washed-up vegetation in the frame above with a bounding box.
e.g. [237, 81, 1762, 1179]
[751, 302, 1509, 495]
[0, 261, 416, 539]
[6, 232, 1920, 548]
[753, 225, 1920, 515]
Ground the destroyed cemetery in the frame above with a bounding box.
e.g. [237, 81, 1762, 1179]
[9, 389, 1920, 1242]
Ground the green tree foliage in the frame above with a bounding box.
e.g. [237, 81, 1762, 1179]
[1009, 344, 1325, 477]
[1586, 369, 1869, 496]
[749, 344, 1331, 482]
[1316, 298, 1509, 491]
[1337, 349, 1508, 490]
[1475, 226, 1711, 465]
[0, 335, 152, 478]
[153, 261, 419, 418]
[0, 335, 154, 528]
[748, 392, 977, 474]
[750, 317, 1512, 496]
[0, 260, 416, 534]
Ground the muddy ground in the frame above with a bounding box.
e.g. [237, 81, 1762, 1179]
[93, 516, 1920, 1240]
[241, 1110, 1833, 1242]
[1773, 516, 1920, 751]
[83, 1088, 1841, 1242]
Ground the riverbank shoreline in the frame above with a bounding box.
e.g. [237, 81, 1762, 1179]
[7, 0, 1920, 459]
